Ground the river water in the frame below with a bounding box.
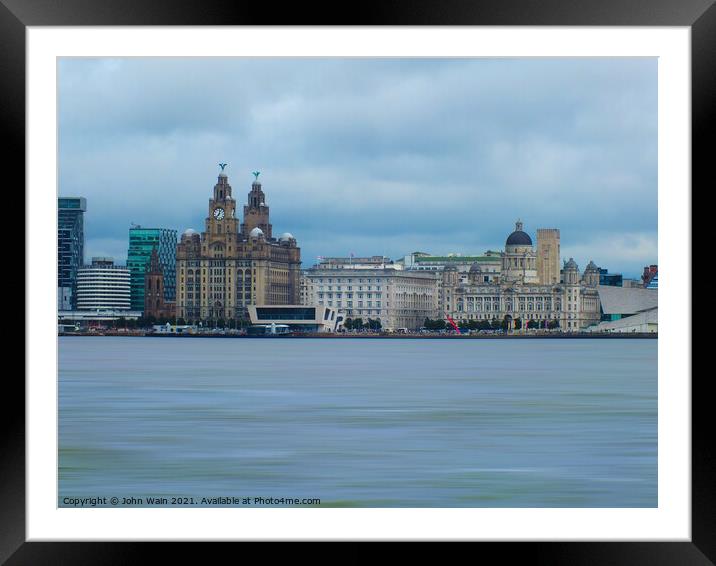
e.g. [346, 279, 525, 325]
[58, 337, 657, 507]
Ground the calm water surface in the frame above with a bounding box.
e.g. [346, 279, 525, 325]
[59, 337, 657, 507]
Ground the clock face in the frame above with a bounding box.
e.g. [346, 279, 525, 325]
[213, 207, 225, 220]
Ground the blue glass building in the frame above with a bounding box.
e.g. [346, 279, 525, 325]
[58, 197, 87, 309]
[599, 268, 623, 287]
[127, 227, 177, 312]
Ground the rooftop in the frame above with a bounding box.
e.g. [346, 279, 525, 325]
[597, 285, 658, 315]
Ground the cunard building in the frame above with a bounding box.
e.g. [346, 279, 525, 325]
[176, 167, 301, 322]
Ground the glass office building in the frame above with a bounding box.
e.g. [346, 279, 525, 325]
[58, 197, 87, 309]
[599, 268, 623, 287]
[127, 227, 177, 312]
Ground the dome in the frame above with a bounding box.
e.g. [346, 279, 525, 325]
[279, 232, 295, 241]
[469, 262, 482, 273]
[182, 228, 197, 237]
[249, 227, 264, 238]
[585, 260, 599, 271]
[506, 231, 532, 246]
[505, 220, 532, 247]
[564, 258, 579, 270]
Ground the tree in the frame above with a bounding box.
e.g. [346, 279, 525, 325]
[527, 319, 539, 330]
[177, 317, 186, 326]
[353, 318, 364, 330]
[344, 318, 353, 331]
[217, 318, 225, 329]
[548, 319, 560, 330]
[490, 317, 502, 330]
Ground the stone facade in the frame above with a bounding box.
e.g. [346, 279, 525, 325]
[536, 228, 560, 285]
[301, 267, 439, 330]
[443, 222, 601, 332]
[175, 169, 301, 322]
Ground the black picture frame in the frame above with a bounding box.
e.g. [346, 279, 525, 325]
[4, 0, 708, 562]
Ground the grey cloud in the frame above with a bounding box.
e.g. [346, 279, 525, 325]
[59, 57, 657, 279]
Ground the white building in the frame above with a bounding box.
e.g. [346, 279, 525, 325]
[302, 267, 439, 330]
[75, 257, 131, 311]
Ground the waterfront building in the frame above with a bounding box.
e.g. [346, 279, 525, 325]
[127, 226, 177, 312]
[58, 197, 87, 309]
[175, 168, 301, 322]
[247, 305, 343, 333]
[76, 257, 131, 311]
[443, 221, 601, 332]
[599, 268, 623, 287]
[143, 247, 177, 320]
[597, 284, 658, 322]
[302, 266, 439, 330]
[536, 228, 560, 284]
[58, 309, 142, 326]
[592, 307, 657, 333]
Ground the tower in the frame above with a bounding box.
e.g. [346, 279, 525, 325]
[583, 260, 600, 287]
[58, 197, 87, 309]
[501, 219, 538, 284]
[536, 228, 560, 285]
[176, 166, 301, 324]
[144, 247, 167, 319]
[206, 167, 240, 239]
[241, 172, 272, 239]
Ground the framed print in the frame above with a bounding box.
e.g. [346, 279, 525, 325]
[5, 0, 709, 562]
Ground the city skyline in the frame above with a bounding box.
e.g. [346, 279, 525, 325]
[59, 58, 657, 278]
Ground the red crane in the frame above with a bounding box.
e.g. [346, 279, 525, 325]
[445, 314, 461, 334]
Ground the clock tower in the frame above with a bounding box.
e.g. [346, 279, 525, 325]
[205, 168, 239, 239]
[176, 165, 302, 323]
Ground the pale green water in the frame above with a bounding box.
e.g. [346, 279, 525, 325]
[59, 337, 657, 507]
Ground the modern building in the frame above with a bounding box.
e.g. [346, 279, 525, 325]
[175, 168, 301, 323]
[597, 284, 658, 322]
[442, 221, 602, 332]
[588, 307, 657, 333]
[127, 226, 177, 312]
[76, 257, 131, 311]
[143, 247, 177, 320]
[58, 309, 142, 326]
[302, 266, 439, 330]
[247, 305, 343, 333]
[536, 228, 560, 285]
[599, 268, 623, 287]
[58, 196, 87, 309]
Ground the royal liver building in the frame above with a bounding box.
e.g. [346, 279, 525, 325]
[175, 167, 301, 323]
[443, 221, 601, 331]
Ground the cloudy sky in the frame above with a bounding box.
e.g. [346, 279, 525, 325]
[58, 57, 657, 278]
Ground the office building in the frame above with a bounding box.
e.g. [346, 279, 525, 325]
[127, 226, 177, 312]
[58, 196, 87, 309]
[76, 257, 131, 311]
